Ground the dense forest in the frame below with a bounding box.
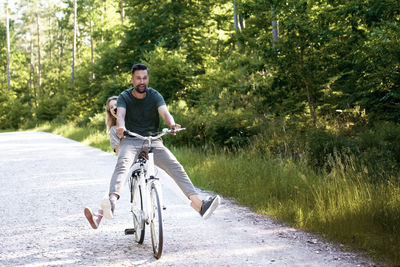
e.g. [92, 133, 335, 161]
[1, 0, 400, 263]
[1, 0, 400, 175]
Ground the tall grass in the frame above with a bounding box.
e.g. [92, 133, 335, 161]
[31, 122, 400, 265]
[172, 146, 400, 265]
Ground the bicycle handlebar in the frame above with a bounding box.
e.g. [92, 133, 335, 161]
[123, 128, 186, 141]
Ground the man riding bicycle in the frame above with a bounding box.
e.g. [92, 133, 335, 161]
[85, 63, 220, 229]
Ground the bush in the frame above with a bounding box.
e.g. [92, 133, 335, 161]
[243, 116, 400, 182]
[165, 100, 258, 150]
[0, 90, 33, 129]
[36, 94, 67, 122]
[304, 128, 356, 169]
[356, 122, 400, 181]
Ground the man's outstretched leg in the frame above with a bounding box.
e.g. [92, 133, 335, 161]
[155, 142, 221, 219]
[190, 194, 221, 219]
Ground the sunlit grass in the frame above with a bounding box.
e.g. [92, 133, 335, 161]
[172, 146, 400, 266]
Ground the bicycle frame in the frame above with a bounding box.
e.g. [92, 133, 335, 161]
[125, 128, 185, 258]
[130, 152, 160, 230]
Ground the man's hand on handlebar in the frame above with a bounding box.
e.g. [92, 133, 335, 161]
[170, 124, 181, 135]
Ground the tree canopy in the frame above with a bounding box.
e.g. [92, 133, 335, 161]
[1, 0, 399, 132]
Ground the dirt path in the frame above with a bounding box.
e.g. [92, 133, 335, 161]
[0, 131, 378, 266]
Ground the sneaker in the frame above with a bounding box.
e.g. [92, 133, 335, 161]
[101, 198, 116, 219]
[84, 207, 103, 229]
[199, 195, 221, 219]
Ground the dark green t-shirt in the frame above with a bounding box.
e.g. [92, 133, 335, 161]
[117, 88, 166, 136]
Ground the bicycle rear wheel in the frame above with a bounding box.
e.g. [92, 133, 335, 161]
[150, 184, 163, 259]
[131, 178, 145, 244]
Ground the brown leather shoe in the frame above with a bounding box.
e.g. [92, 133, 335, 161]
[84, 207, 103, 229]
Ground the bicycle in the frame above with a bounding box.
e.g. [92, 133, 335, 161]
[123, 128, 185, 259]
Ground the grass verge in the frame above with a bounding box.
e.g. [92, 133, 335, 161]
[173, 147, 399, 266]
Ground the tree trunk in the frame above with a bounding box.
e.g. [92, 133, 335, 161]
[120, 0, 124, 24]
[72, 0, 77, 85]
[59, 32, 64, 78]
[6, 1, 11, 91]
[100, 0, 106, 43]
[233, 1, 243, 52]
[30, 39, 37, 108]
[48, 16, 52, 62]
[24, 45, 31, 106]
[233, 2, 238, 29]
[238, 14, 244, 30]
[271, 7, 279, 48]
[90, 19, 94, 80]
[233, 2, 244, 31]
[36, 13, 41, 94]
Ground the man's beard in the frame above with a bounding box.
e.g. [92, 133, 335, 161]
[134, 84, 147, 94]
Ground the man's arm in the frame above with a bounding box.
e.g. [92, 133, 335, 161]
[158, 105, 180, 130]
[116, 107, 127, 138]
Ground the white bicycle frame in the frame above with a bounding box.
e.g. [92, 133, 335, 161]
[131, 153, 162, 231]
[127, 128, 184, 230]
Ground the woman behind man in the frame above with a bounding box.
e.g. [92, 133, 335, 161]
[105, 96, 120, 154]
[84, 96, 121, 229]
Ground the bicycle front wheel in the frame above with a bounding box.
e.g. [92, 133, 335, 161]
[150, 184, 163, 259]
[131, 179, 145, 244]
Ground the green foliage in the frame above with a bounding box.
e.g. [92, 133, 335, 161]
[237, 114, 400, 181]
[0, 90, 33, 129]
[3, 0, 399, 127]
[36, 94, 68, 122]
[163, 56, 267, 149]
[356, 122, 400, 179]
[143, 46, 191, 103]
[169, 102, 257, 149]
[123, 0, 216, 65]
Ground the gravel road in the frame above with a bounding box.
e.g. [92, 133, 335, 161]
[0, 131, 378, 266]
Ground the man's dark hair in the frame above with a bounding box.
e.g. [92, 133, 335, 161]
[131, 63, 148, 75]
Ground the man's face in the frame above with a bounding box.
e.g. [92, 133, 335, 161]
[131, 70, 149, 94]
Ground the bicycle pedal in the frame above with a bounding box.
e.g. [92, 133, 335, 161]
[124, 228, 136, 235]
